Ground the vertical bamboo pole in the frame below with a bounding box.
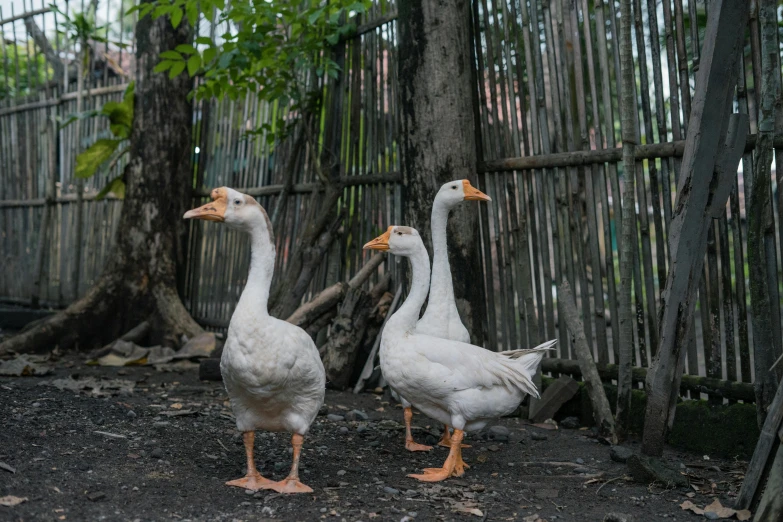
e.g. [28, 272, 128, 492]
[748, 0, 781, 422]
[616, 0, 637, 437]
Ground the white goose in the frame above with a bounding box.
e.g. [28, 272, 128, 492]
[365, 226, 556, 482]
[398, 180, 491, 452]
[184, 187, 325, 494]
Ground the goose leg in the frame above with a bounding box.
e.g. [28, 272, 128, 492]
[409, 429, 469, 482]
[226, 432, 273, 491]
[403, 407, 433, 452]
[261, 433, 313, 494]
[437, 425, 471, 448]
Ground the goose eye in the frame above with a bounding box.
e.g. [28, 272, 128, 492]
[451, 185, 457, 189]
[397, 232, 402, 235]
[234, 199, 241, 205]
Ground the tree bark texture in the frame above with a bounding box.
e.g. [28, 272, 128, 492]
[615, 0, 637, 439]
[748, 0, 782, 425]
[641, 0, 749, 457]
[0, 5, 201, 355]
[397, 0, 486, 345]
[321, 287, 372, 390]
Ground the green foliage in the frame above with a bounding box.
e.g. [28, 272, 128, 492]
[0, 42, 51, 99]
[70, 82, 135, 198]
[135, 0, 370, 139]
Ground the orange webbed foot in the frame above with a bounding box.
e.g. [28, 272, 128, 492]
[438, 428, 471, 448]
[405, 440, 433, 452]
[226, 472, 273, 491]
[261, 478, 314, 494]
[408, 468, 453, 482]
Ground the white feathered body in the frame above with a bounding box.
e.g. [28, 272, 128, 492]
[381, 329, 555, 432]
[222, 311, 326, 435]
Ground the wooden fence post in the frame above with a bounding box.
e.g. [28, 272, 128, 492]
[641, 0, 749, 457]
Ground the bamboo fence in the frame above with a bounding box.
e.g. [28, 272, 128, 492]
[1, 0, 781, 399]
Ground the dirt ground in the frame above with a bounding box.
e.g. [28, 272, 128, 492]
[0, 354, 748, 522]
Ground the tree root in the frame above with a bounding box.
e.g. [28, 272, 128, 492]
[0, 276, 117, 356]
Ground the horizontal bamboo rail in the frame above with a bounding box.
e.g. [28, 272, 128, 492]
[191, 172, 402, 197]
[0, 84, 130, 117]
[479, 134, 781, 172]
[0, 6, 49, 25]
[541, 357, 756, 402]
[0, 192, 122, 208]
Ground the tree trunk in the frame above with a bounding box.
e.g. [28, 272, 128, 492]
[748, 0, 781, 425]
[0, 5, 201, 355]
[615, 0, 637, 438]
[397, 0, 486, 345]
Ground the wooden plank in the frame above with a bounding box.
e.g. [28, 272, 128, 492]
[736, 378, 783, 510]
[641, 0, 749, 456]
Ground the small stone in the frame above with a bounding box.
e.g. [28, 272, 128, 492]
[320, 508, 327, 513]
[327, 414, 345, 422]
[87, 491, 106, 502]
[150, 448, 163, 459]
[383, 486, 399, 495]
[575, 458, 585, 464]
[339, 427, 349, 434]
[127, 410, 137, 419]
[704, 513, 720, 520]
[573, 467, 591, 474]
[603, 513, 635, 522]
[274, 462, 286, 472]
[337, 470, 347, 476]
[488, 425, 510, 441]
[244, 489, 254, 495]
[32, 402, 41, 408]
[531, 432, 548, 441]
[404, 489, 418, 497]
[153, 421, 170, 429]
[368, 440, 380, 447]
[408, 512, 418, 518]
[260, 506, 274, 516]
[318, 405, 328, 416]
[560, 416, 580, 429]
[345, 409, 369, 422]
[609, 445, 634, 464]
[488, 445, 500, 452]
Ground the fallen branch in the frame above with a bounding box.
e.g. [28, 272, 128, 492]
[558, 279, 617, 444]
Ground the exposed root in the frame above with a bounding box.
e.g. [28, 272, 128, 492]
[0, 276, 116, 356]
[151, 285, 204, 346]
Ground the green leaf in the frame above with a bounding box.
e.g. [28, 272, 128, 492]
[95, 174, 126, 201]
[160, 50, 183, 60]
[203, 47, 217, 64]
[307, 7, 325, 25]
[170, 7, 183, 28]
[169, 61, 186, 78]
[326, 33, 340, 45]
[75, 139, 121, 179]
[195, 36, 213, 45]
[154, 60, 173, 73]
[175, 44, 196, 55]
[187, 54, 201, 76]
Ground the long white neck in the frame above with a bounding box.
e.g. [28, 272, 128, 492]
[427, 198, 457, 311]
[388, 243, 432, 334]
[235, 218, 275, 318]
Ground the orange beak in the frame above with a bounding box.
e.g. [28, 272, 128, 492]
[184, 187, 228, 222]
[463, 180, 491, 201]
[363, 226, 393, 251]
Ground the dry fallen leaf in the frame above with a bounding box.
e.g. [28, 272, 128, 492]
[705, 499, 737, 519]
[0, 495, 28, 507]
[454, 505, 483, 517]
[476, 454, 488, 463]
[680, 500, 705, 515]
[170, 403, 183, 410]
